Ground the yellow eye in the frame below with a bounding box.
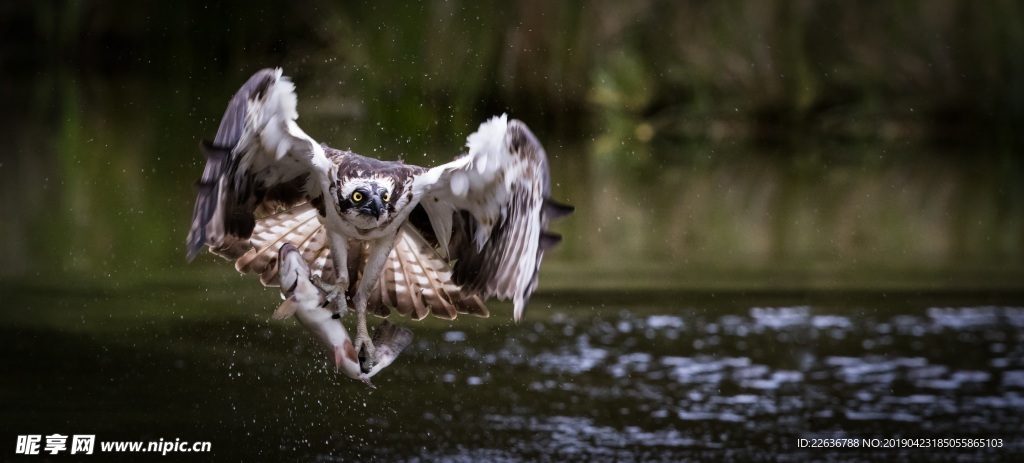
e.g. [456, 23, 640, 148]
[352, 191, 363, 202]
[382, 192, 391, 202]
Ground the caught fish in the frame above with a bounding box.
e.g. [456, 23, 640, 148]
[274, 243, 373, 387]
[361, 320, 414, 378]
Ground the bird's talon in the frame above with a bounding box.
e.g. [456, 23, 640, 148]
[331, 297, 350, 318]
[355, 335, 377, 372]
[311, 276, 349, 317]
[311, 275, 338, 294]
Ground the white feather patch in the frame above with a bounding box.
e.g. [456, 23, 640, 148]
[466, 113, 508, 160]
[450, 171, 469, 197]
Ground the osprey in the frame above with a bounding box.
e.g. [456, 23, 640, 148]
[186, 68, 572, 372]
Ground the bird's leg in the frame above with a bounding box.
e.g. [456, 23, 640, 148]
[352, 234, 397, 370]
[311, 275, 347, 315]
[313, 233, 351, 317]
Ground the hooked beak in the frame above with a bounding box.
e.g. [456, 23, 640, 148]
[360, 196, 384, 219]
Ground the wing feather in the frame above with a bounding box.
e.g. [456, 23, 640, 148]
[211, 203, 325, 287]
[235, 204, 321, 271]
[187, 68, 331, 261]
[370, 256, 399, 317]
[401, 227, 458, 319]
[384, 254, 400, 311]
[366, 226, 490, 319]
[412, 115, 572, 321]
[393, 241, 428, 319]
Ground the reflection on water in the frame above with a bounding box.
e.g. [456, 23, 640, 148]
[2, 281, 1022, 461]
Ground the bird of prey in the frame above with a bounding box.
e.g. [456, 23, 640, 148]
[186, 68, 572, 372]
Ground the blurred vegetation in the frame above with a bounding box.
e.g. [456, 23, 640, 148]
[1, 1, 1022, 287]
[4, 0, 1023, 144]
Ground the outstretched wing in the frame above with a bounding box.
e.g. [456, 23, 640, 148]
[186, 68, 333, 261]
[412, 115, 574, 322]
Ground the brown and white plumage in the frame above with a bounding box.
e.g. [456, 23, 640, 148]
[187, 68, 572, 372]
[214, 202, 489, 321]
[414, 116, 575, 321]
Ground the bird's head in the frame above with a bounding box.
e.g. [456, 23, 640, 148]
[337, 177, 395, 227]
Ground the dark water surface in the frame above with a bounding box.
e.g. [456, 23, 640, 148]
[3, 277, 1023, 461]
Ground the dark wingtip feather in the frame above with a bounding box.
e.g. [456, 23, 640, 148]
[543, 198, 575, 220]
[187, 140, 235, 261]
[455, 295, 490, 318]
[539, 232, 563, 251]
[185, 237, 204, 262]
[213, 69, 278, 148]
[200, 140, 230, 160]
